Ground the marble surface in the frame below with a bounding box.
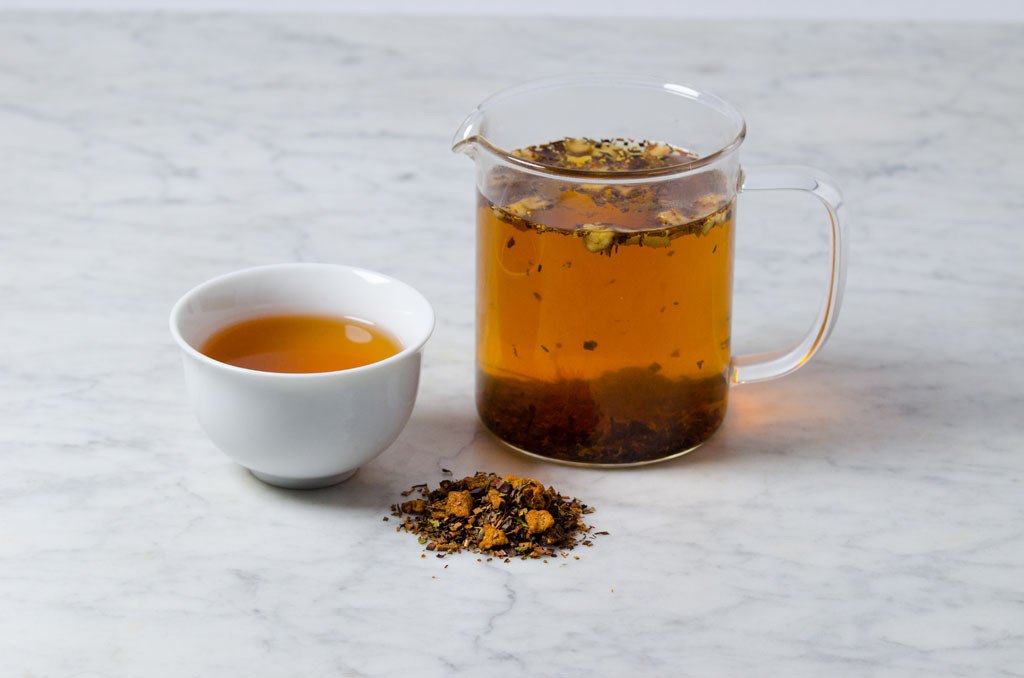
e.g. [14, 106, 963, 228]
[1, 13, 1022, 677]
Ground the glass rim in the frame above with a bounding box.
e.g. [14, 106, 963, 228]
[453, 74, 748, 179]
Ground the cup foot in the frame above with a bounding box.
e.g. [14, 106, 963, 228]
[249, 468, 357, 489]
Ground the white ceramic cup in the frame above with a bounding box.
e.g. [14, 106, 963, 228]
[169, 263, 434, 489]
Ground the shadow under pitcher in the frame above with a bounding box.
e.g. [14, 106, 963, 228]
[452, 75, 848, 467]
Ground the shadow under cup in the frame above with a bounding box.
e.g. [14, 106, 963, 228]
[169, 263, 434, 489]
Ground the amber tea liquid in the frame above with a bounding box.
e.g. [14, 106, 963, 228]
[477, 138, 735, 464]
[201, 314, 402, 373]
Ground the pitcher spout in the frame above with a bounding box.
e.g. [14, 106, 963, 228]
[451, 108, 484, 157]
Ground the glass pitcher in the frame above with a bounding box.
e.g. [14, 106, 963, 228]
[452, 75, 847, 467]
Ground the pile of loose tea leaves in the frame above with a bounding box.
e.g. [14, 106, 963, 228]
[389, 472, 601, 561]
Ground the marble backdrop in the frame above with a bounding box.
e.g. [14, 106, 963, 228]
[0, 13, 1021, 677]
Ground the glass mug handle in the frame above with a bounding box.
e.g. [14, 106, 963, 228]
[730, 165, 848, 385]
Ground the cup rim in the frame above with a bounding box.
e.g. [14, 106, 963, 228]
[169, 262, 435, 379]
[452, 73, 748, 180]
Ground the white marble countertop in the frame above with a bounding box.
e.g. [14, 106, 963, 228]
[2, 13, 1022, 677]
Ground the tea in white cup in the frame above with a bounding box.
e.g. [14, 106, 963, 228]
[169, 263, 434, 489]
